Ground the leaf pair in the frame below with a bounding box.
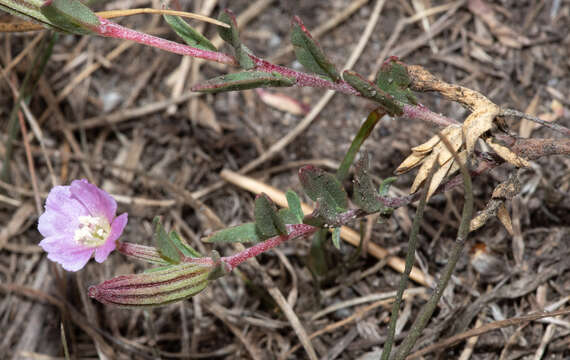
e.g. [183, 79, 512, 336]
[204, 191, 304, 244]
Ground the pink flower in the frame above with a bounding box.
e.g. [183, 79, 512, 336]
[38, 179, 128, 271]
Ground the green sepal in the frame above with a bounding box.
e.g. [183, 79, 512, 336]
[203, 223, 260, 243]
[40, 0, 100, 35]
[286, 190, 304, 224]
[169, 231, 202, 258]
[153, 217, 182, 264]
[332, 227, 341, 250]
[342, 70, 403, 116]
[291, 16, 340, 81]
[164, 13, 217, 51]
[375, 56, 417, 105]
[353, 154, 382, 213]
[298, 165, 348, 212]
[218, 9, 254, 69]
[192, 71, 295, 93]
[255, 193, 287, 239]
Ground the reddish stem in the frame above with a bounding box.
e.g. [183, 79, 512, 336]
[93, 17, 457, 128]
[222, 224, 317, 270]
[94, 17, 237, 65]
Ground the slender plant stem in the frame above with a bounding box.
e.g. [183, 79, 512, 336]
[336, 109, 385, 182]
[95, 17, 238, 65]
[392, 133, 473, 360]
[501, 108, 570, 137]
[222, 224, 317, 270]
[381, 167, 432, 360]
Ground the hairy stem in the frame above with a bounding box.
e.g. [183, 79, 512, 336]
[222, 224, 317, 270]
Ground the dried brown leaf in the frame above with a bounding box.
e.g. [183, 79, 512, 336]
[427, 157, 453, 200]
[497, 203, 513, 236]
[411, 125, 458, 154]
[463, 107, 497, 154]
[447, 150, 468, 176]
[410, 152, 438, 194]
[486, 138, 530, 168]
[256, 89, 308, 115]
[433, 126, 463, 166]
[395, 151, 425, 175]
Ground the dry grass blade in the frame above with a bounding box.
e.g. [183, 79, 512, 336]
[407, 308, 570, 359]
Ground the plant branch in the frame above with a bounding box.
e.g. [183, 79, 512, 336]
[500, 108, 570, 137]
[222, 224, 318, 270]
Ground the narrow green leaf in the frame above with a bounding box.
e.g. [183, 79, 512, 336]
[342, 70, 403, 116]
[303, 197, 341, 228]
[208, 250, 231, 280]
[291, 16, 340, 81]
[353, 154, 382, 213]
[218, 9, 254, 69]
[169, 231, 202, 258]
[192, 71, 295, 93]
[40, 0, 100, 35]
[164, 13, 217, 51]
[153, 217, 181, 264]
[332, 228, 341, 250]
[286, 190, 304, 223]
[375, 56, 417, 105]
[203, 223, 260, 243]
[298, 165, 348, 211]
[255, 193, 287, 239]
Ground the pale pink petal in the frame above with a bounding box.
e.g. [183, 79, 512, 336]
[95, 213, 128, 263]
[50, 248, 94, 272]
[39, 186, 87, 237]
[39, 234, 79, 253]
[70, 179, 117, 223]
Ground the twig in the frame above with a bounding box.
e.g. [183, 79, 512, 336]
[407, 308, 570, 359]
[17, 111, 41, 215]
[501, 108, 570, 137]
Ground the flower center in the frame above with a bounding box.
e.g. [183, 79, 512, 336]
[74, 215, 111, 247]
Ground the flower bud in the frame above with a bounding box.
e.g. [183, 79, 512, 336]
[88, 262, 211, 307]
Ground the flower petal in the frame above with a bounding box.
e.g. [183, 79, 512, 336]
[70, 179, 117, 223]
[94, 213, 128, 263]
[40, 235, 94, 271]
[38, 186, 87, 237]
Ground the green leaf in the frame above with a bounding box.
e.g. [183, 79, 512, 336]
[218, 9, 254, 69]
[342, 70, 403, 116]
[169, 231, 202, 258]
[291, 16, 340, 81]
[164, 13, 217, 51]
[40, 0, 100, 35]
[379, 177, 397, 197]
[303, 197, 340, 227]
[298, 165, 348, 212]
[192, 71, 295, 93]
[255, 193, 287, 239]
[353, 154, 382, 213]
[153, 217, 181, 264]
[308, 229, 328, 276]
[375, 57, 417, 105]
[203, 223, 260, 243]
[332, 228, 341, 250]
[286, 190, 304, 223]
[278, 208, 301, 225]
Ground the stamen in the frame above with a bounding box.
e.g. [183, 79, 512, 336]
[74, 215, 111, 247]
